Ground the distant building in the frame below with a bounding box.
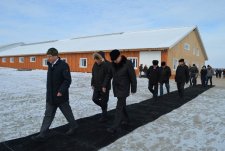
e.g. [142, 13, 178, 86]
[0, 26, 208, 76]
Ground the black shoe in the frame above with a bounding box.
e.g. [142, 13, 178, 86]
[98, 117, 108, 123]
[106, 127, 116, 133]
[65, 126, 78, 135]
[31, 134, 48, 142]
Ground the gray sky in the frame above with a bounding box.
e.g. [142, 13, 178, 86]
[1, 0, 225, 68]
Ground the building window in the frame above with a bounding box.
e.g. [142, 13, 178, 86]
[193, 48, 196, 55]
[184, 43, 190, 51]
[2, 58, 6, 63]
[19, 57, 24, 63]
[173, 58, 178, 70]
[61, 58, 67, 63]
[42, 58, 48, 66]
[10, 57, 14, 63]
[196, 49, 200, 56]
[30, 56, 36, 62]
[185, 59, 189, 66]
[127, 57, 138, 69]
[80, 58, 87, 68]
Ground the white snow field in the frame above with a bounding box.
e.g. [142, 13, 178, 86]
[0, 67, 225, 150]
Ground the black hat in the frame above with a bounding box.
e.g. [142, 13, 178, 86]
[152, 60, 159, 65]
[179, 59, 184, 62]
[47, 48, 58, 56]
[161, 61, 166, 66]
[98, 51, 105, 59]
[110, 49, 120, 61]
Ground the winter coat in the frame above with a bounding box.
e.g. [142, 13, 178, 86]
[103, 56, 137, 98]
[146, 66, 160, 84]
[46, 58, 71, 105]
[91, 60, 111, 91]
[159, 66, 171, 83]
[175, 64, 189, 83]
[207, 68, 214, 77]
[200, 68, 207, 78]
[189, 66, 199, 76]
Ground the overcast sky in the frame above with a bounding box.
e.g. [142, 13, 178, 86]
[0, 0, 225, 68]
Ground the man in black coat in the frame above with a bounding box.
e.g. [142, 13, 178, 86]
[32, 48, 78, 142]
[103, 49, 137, 133]
[159, 61, 171, 96]
[147, 60, 160, 100]
[91, 51, 111, 122]
[189, 64, 199, 86]
[175, 59, 190, 99]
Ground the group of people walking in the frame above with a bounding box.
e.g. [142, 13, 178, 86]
[32, 47, 213, 142]
[32, 48, 137, 141]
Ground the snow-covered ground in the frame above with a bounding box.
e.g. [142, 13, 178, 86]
[0, 67, 225, 150]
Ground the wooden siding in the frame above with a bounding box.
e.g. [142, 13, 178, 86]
[167, 30, 206, 75]
[0, 51, 140, 74]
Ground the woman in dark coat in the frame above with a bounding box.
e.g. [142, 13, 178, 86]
[200, 65, 207, 87]
[103, 49, 137, 133]
[91, 51, 111, 122]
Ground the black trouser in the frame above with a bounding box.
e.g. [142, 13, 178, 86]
[201, 75, 206, 86]
[148, 81, 158, 98]
[112, 97, 129, 129]
[176, 82, 185, 98]
[190, 75, 197, 86]
[206, 76, 212, 86]
[92, 89, 109, 117]
[40, 101, 77, 135]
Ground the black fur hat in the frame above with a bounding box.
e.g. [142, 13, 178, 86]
[110, 49, 120, 61]
[152, 60, 159, 65]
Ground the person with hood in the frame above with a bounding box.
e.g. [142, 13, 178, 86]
[175, 59, 189, 99]
[200, 65, 207, 87]
[206, 65, 214, 86]
[159, 61, 171, 96]
[189, 64, 199, 86]
[146, 60, 160, 100]
[102, 49, 137, 133]
[32, 48, 78, 142]
[91, 51, 111, 122]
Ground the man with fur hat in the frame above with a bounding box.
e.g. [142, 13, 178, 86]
[175, 59, 190, 99]
[146, 60, 160, 100]
[91, 51, 111, 122]
[102, 49, 137, 133]
[159, 61, 171, 96]
[32, 48, 78, 142]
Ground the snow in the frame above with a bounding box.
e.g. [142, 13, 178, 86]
[0, 26, 196, 57]
[0, 67, 225, 150]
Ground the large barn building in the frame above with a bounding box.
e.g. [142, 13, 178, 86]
[0, 26, 208, 76]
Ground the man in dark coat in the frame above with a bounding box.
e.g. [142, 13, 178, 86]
[147, 60, 160, 100]
[159, 61, 171, 96]
[189, 64, 199, 86]
[139, 64, 143, 77]
[175, 59, 190, 99]
[91, 51, 111, 122]
[200, 65, 207, 87]
[32, 48, 78, 142]
[103, 49, 137, 133]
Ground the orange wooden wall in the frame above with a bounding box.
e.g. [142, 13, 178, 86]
[0, 51, 140, 74]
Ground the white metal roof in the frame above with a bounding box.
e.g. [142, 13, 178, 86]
[0, 26, 205, 57]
